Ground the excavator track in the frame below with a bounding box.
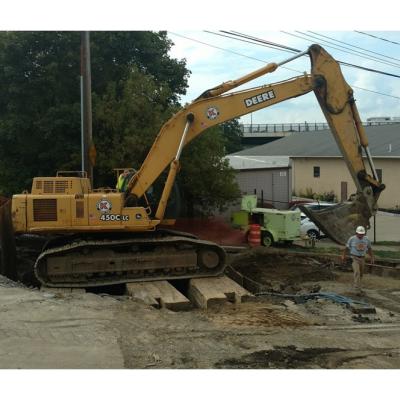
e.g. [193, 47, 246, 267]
[34, 233, 226, 288]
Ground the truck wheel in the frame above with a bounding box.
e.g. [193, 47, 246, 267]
[262, 231, 274, 247]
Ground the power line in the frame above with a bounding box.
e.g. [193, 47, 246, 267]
[207, 31, 304, 74]
[206, 30, 298, 55]
[225, 31, 301, 54]
[352, 86, 400, 100]
[169, 31, 280, 64]
[282, 31, 400, 70]
[221, 30, 400, 78]
[168, 31, 400, 101]
[169, 31, 304, 74]
[337, 61, 400, 79]
[308, 31, 400, 64]
[297, 31, 400, 68]
[354, 31, 400, 46]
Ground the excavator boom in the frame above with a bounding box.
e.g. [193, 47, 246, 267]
[128, 75, 313, 199]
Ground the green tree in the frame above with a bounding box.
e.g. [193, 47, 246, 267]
[0, 31, 188, 194]
[89, 31, 189, 107]
[0, 32, 82, 194]
[220, 119, 244, 154]
[179, 126, 241, 217]
[92, 66, 177, 187]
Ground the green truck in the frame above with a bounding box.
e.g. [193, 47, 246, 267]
[232, 195, 301, 247]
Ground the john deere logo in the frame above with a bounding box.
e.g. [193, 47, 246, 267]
[96, 199, 112, 213]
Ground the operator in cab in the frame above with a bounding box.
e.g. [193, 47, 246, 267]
[341, 226, 375, 294]
[116, 169, 131, 192]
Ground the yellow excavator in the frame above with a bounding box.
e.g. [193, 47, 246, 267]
[0, 44, 385, 287]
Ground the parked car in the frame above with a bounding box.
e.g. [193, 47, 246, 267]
[293, 202, 337, 240]
[300, 213, 324, 239]
[290, 201, 337, 212]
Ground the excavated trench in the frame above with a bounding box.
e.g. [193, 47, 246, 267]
[228, 247, 337, 295]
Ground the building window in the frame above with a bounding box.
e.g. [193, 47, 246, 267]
[376, 168, 383, 183]
[313, 166, 320, 178]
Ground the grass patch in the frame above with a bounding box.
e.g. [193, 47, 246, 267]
[373, 241, 400, 246]
[291, 246, 341, 255]
[374, 250, 400, 259]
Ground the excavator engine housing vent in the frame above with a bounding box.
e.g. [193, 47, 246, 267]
[33, 199, 58, 221]
[55, 181, 70, 193]
[43, 181, 54, 194]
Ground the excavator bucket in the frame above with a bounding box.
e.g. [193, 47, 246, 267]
[299, 192, 375, 245]
[0, 197, 17, 280]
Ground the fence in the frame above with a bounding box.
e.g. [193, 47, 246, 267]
[240, 121, 400, 136]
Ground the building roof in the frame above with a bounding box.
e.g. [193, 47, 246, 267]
[225, 155, 289, 170]
[231, 124, 400, 158]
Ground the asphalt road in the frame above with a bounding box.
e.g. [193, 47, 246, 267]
[368, 211, 400, 242]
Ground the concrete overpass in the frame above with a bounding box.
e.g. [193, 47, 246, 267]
[240, 121, 400, 147]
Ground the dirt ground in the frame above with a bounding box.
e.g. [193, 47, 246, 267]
[1, 247, 400, 369]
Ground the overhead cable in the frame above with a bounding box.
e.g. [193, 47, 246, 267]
[205, 30, 298, 54]
[169, 31, 304, 74]
[296, 30, 400, 68]
[222, 30, 400, 78]
[354, 31, 400, 46]
[308, 31, 400, 64]
[338, 61, 400, 79]
[351, 86, 400, 100]
[224, 31, 302, 54]
[282, 31, 400, 69]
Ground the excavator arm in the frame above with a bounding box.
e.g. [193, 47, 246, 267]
[299, 45, 385, 243]
[128, 44, 384, 243]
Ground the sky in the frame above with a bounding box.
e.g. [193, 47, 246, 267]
[166, 30, 400, 125]
[2, 2, 400, 127]
[1, 1, 399, 399]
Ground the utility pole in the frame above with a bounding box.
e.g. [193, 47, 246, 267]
[80, 31, 95, 186]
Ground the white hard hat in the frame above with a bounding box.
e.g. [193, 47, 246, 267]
[356, 226, 366, 234]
